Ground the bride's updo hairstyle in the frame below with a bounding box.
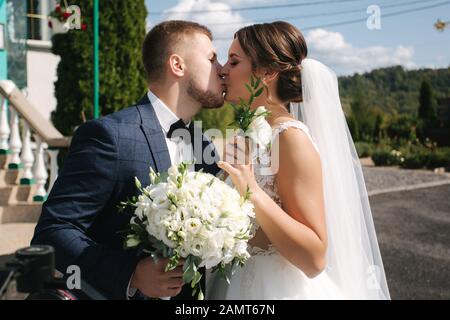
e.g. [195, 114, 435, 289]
[234, 21, 308, 104]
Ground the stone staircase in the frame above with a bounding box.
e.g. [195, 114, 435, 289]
[0, 154, 42, 255]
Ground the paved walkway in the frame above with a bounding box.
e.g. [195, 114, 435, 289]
[362, 166, 450, 195]
[370, 184, 450, 299]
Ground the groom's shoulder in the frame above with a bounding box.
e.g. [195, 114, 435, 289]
[72, 104, 143, 144]
[100, 105, 142, 126]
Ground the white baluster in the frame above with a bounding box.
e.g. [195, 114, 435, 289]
[33, 137, 48, 202]
[47, 149, 60, 193]
[0, 98, 10, 153]
[8, 108, 22, 169]
[20, 121, 35, 185]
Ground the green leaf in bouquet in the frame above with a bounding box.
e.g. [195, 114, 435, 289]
[207, 177, 215, 187]
[141, 188, 153, 201]
[254, 77, 261, 90]
[213, 263, 231, 284]
[254, 87, 264, 97]
[166, 250, 180, 272]
[157, 171, 169, 183]
[245, 83, 252, 95]
[231, 258, 241, 275]
[250, 75, 255, 87]
[149, 251, 159, 263]
[134, 177, 142, 191]
[183, 262, 196, 284]
[151, 240, 168, 257]
[130, 223, 146, 238]
[238, 97, 247, 107]
[191, 270, 203, 288]
[197, 289, 204, 300]
[125, 234, 141, 248]
[243, 185, 252, 202]
[167, 192, 177, 207]
[117, 196, 138, 213]
[248, 95, 255, 107]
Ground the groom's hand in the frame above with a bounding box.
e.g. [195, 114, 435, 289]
[130, 257, 185, 298]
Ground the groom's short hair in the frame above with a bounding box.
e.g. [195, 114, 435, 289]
[142, 20, 212, 82]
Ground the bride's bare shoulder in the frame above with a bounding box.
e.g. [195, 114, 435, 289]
[270, 116, 296, 128]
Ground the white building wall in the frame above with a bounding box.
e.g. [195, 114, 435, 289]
[26, 40, 59, 120]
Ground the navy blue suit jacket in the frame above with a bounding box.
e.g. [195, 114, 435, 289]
[31, 95, 220, 299]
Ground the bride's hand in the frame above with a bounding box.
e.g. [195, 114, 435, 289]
[218, 160, 260, 197]
[218, 136, 260, 197]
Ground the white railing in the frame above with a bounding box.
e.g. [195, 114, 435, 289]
[0, 80, 71, 202]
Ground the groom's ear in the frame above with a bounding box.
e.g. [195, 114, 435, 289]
[168, 54, 185, 78]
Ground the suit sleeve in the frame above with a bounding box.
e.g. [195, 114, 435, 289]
[31, 120, 140, 299]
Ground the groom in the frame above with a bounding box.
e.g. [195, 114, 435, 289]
[31, 20, 224, 300]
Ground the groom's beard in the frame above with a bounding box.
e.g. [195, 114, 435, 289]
[187, 78, 224, 109]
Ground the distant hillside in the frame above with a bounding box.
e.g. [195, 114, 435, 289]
[197, 66, 450, 133]
[338, 66, 450, 115]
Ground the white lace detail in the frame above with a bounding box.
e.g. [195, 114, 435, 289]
[273, 120, 320, 153]
[248, 243, 278, 256]
[250, 120, 318, 256]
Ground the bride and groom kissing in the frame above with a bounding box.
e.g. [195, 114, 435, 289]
[31, 20, 390, 300]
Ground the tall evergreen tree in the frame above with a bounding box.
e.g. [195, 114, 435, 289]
[418, 79, 437, 121]
[51, 0, 147, 135]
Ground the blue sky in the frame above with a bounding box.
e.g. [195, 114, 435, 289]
[145, 0, 450, 75]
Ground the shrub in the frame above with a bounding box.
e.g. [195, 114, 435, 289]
[372, 145, 404, 166]
[354, 142, 373, 158]
[384, 114, 418, 145]
[401, 152, 429, 169]
[398, 144, 449, 169]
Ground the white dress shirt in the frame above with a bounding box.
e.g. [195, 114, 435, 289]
[148, 90, 195, 168]
[127, 90, 195, 299]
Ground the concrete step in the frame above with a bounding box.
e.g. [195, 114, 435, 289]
[0, 223, 36, 255]
[0, 203, 42, 224]
[0, 185, 36, 205]
[0, 168, 21, 186]
[0, 154, 11, 170]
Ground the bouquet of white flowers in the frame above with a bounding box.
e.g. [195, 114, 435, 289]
[230, 76, 272, 153]
[119, 163, 255, 299]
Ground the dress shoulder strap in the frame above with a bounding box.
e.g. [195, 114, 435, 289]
[273, 120, 320, 154]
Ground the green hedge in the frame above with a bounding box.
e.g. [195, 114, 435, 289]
[400, 146, 450, 169]
[372, 147, 404, 166]
[51, 0, 147, 135]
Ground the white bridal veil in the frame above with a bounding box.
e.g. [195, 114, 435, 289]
[290, 58, 390, 299]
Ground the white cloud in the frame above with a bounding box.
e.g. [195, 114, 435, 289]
[157, 0, 252, 64]
[222, 0, 279, 5]
[164, 0, 245, 36]
[306, 29, 417, 75]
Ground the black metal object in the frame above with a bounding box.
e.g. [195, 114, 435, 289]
[0, 245, 104, 300]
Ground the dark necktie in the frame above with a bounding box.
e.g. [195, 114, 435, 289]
[166, 119, 194, 145]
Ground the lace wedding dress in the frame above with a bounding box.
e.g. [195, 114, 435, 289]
[206, 120, 345, 300]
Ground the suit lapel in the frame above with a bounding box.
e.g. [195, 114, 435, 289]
[135, 95, 172, 173]
[135, 94, 220, 175]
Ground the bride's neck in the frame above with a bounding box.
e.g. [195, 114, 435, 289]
[251, 96, 293, 126]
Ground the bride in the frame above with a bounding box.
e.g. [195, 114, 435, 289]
[207, 21, 390, 299]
